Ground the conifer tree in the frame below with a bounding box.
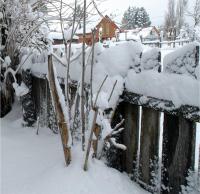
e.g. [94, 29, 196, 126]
[122, 6, 151, 29]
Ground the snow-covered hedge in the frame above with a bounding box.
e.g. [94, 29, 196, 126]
[22, 41, 200, 109]
[163, 42, 199, 80]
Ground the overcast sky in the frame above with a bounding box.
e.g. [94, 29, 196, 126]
[99, 0, 195, 26]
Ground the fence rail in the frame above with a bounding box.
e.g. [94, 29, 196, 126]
[142, 39, 190, 48]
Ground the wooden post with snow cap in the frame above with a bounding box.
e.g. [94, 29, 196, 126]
[138, 48, 161, 192]
[161, 44, 198, 194]
[48, 54, 71, 166]
[113, 51, 143, 178]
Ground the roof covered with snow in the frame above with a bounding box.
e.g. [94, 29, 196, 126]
[139, 26, 159, 38]
[48, 31, 79, 41]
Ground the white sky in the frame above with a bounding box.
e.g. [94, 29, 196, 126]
[98, 0, 195, 26]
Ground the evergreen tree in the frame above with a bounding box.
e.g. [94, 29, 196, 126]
[121, 6, 137, 29]
[122, 6, 151, 29]
[135, 7, 151, 28]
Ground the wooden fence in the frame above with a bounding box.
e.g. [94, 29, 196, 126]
[142, 39, 190, 48]
[30, 44, 199, 194]
[112, 45, 199, 194]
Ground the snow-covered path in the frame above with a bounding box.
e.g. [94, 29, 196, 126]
[1, 101, 149, 194]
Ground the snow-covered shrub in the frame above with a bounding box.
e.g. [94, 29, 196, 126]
[164, 42, 199, 79]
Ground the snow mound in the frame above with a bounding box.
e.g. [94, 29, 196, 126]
[1, 102, 149, 194]
[125, 70, 200, 108]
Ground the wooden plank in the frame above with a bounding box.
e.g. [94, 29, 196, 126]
[122, 91, 200, 122]
[122, 103, 140, 175]
[111, 102, 140, 176]
[139, 107, 159, 191]
[161, 114, 196, 194]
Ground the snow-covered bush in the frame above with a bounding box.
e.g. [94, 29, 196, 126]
[164, 42, 199, 79]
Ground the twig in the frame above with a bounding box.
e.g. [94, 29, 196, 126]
[36, 116, 40, 135]
[108, 80, 117, 102]
[94, 75, 108, 108]
[90, 29, 96, 108]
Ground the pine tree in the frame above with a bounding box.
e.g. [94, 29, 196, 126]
[121, 6, 137, 29]
[122, 6, 151, 30]
[135, 7, 151, 28]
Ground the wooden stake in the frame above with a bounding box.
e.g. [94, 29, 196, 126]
[48, 55, 71, 165]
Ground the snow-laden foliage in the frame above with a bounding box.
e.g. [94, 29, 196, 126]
[164, 42, 199, 79]
[122, 6, 151, 30]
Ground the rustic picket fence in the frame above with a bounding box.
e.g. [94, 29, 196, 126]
[30, 43, 199, 194]
[112, 44, 199, 194]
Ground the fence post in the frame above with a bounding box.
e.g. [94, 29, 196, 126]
[110, 102, 140, 176]
[161, 114, 196, 194]
[138, 49, 161, 192]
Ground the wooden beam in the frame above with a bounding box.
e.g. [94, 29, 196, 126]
[122, 91, 200, 122]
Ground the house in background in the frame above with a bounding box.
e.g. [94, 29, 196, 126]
[118, 26, 160, 42]
[76, 15, 120, 45]
[48, 31, 79, 45]
[139, 26, 160, 42]
[118, 28, 141, 42]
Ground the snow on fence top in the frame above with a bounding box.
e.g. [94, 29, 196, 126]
[125, 70, 200, 108]
[22, 41, 200, 117]
[163, 42, 199, 80]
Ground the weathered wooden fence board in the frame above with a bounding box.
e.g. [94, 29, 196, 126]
[121, 102, 140, 175]
[111, 102, 140, 174]
[139, 107, 160, 191]
[161, 114, 196, 194]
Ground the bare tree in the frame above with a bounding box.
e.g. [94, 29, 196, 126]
[176, 0, 188, 33]
[186, 0, 200, 40]
[187, 0, 200, 27]
[164, 0, 176, 39]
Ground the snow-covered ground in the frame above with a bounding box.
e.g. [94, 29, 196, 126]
[1, 100, 149, 194]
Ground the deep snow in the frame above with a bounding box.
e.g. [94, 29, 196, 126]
[1, 101, 149, 194]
